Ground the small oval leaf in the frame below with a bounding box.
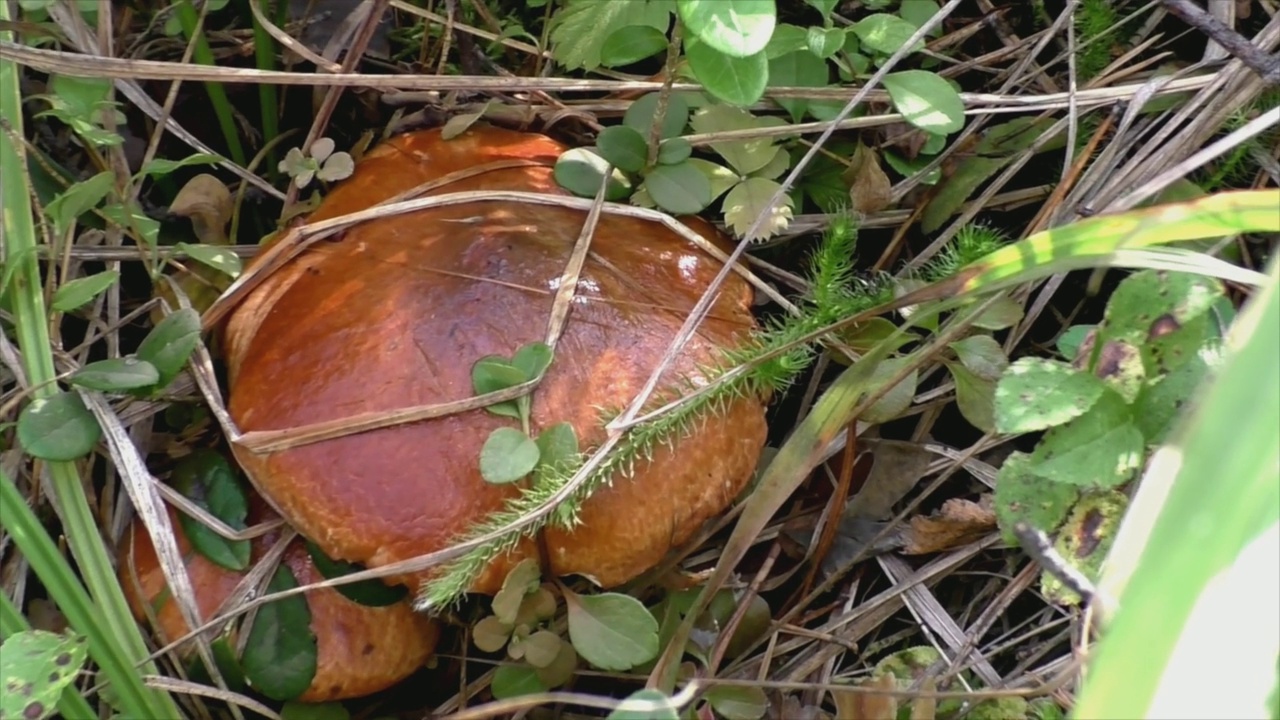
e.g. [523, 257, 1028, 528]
[645, 162, 713, 215]
[171, 449, 251, 571]
[564, 590, 659, 671]
[596, 125, 650, 173]
[677, 0, 777, 58]
[51, 271, 120, 312]
[686, 41, 769, 107]
[480, 428, 541, 484]
[623, 92, 691, 140]
[17, 391, 101, 461]
[69, 357, 160, 392]
[241, 565, 318, 701]
[553, 147, 633, 200]
[882, 70, 965, 134]
[305, 541, 408, 606]
[600, 25, 668, 67]
[135, 307, 201, 389]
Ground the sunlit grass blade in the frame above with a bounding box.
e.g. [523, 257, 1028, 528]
[1074, 256, 1280, 719]
[956, 189, 1280, 294]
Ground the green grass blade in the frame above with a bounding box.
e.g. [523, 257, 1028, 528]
[1073, 256, 1280, 719]
[0, 593, 98, 720]
[1, 6, 180, 715]
[174, 0, 247, 166]
[958, 189, 1280, 293]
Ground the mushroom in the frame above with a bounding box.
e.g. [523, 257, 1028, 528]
[221, 124, 768, 596]
[118, 502, 438, 702]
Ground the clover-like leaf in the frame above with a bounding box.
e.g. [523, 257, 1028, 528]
[480, 428, 541, 484]
[721, 176, 794, 242]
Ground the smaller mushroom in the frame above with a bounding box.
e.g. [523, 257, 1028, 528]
[118, 502, 439, 703]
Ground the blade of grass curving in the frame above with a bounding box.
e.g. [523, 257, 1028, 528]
[0, 593, 98, 719]
[248, 0, 284, 175]
[174, 0, 247, 166]
[0, 470, 171, 718]
[954, 189, 1280, 294]
[1074, 256, 1280, 719]
[0, 9, 179, 715]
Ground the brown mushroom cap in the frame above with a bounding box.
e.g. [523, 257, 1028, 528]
[118, 505, 438, 702]
[222, 125, 768, 594]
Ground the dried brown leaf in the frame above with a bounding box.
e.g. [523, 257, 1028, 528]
[902, 496, 996, 554]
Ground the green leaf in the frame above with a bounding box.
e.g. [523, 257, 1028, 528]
[676, 0, 776, 58]
[1028, 391, 1145, 489]
[305, 542, 408, 607]
[900, 0, 943, 32]
[69, 357, 160, 392]
[882, 70, 965, 134]
[722, 176, 794, 242]
[764, 23, 809, 58]
[176, 242, 242, 278]
[623, 92, 691, 141]
[861, 356, 918, 423]
[970, 294, 1025, 330]
[553, 147, 633, 200]
[472, 356, 526, 419]
[921, 155, 1007, 233]
[806, 26, 845, 59]
[993, 451, 1079, 544]
[550, 0, 673, 70]
[1133, 350, 1216, 444]
[45, 170, 113, 235]
[597, 125, 650, 173]
[280, 701, 351, 720]
[607, 689, 680, 720]
[491, 664, 546, 699]
[705, 685, 769, 720]
[564, 590, 660, 671]
[656, 137, 692, 165]
[480, 428, 542, 484]
[1058, 325, 1095, 360]
[600, 24, 669, 67]
[1041, 491, 1127, 605]
[767, 50, 828, 122]
[16, 390, 101, 461]
[851, 13, 924, 55]
[950, 334, 1008, 381]
[171, 449, 251, 571]
[536, 422, 580, 471]
[135, 307, 201, 389]
[100, 201, 160, 248]
[995, 357, 1107, 434]
[685, 158, 742, 202]
[51, 270, 119, 311]
[645, 161, 713, 215]
[689, 105, 776, 176]
[0, 630, 89, 720]
[493, 558, 542, 624]
[686, 40, 769, 106]
[512, 342, 554, 380]
[241, 565, 318, 701]
[949, 362, 997, 433]
[135, 153, 222, 180]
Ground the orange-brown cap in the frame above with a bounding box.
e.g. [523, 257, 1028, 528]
[221, 125, 768, 594]
[118, 506, 439, 702]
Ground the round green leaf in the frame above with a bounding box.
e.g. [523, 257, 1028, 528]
[171, 449, 251, 571]
[553, 147, 633, 200]
[623, 92, 691, 140]
[305, 541, 408, 607]
[686, 40, 769, 106]
[851, 13, 924, 55]
[176, 242, 242, 278]
[600, 24, 668, 67]
[491, 664, 546, 699]
[767, 49, 828, 122]
[607, 689, 680, 720]
[0, 630, 89, 720]
[536, 422, 580, 472]
[16, 391, 101, 461]
[472, 356, 526, 419]
[806, 25, 845, 59]
[241, 565, 317, 701]
[69, 356, 159, 392]
[513, 341, 554, 380]
[676, 0, 776, 58]
[656, 137, 692, 165]
[995, 357, 1108, 434]
[765, 23, 809, 58]
[480, 428, 541, 484]
[597, 125, 650, 173]
[564, 590, 659, 671]
[135, 307, 201, 389]
[881, 70, 966, 134]
[645, 161, 713, 215]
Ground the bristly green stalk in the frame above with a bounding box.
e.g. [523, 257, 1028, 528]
[416, 215, 1000, 610]
[1075, 0, 1120, 81]
[1202, 89, 1280, 192]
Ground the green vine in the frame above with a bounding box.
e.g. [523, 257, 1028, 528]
[415, 214, 1006, 611]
